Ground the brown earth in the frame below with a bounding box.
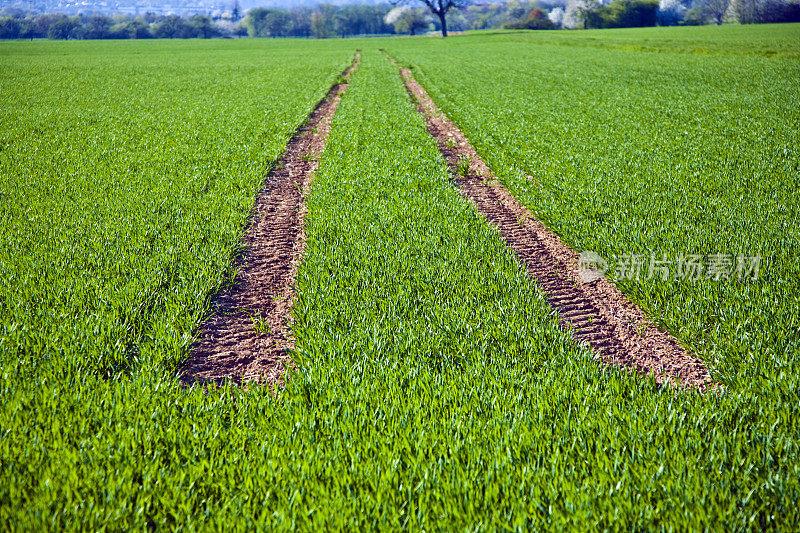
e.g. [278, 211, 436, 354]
[393, 58, 712, 391]
[180, 55, 360, 388]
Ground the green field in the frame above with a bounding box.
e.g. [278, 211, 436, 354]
[2, 26, 800, 529]
[388, 23, 800, 389]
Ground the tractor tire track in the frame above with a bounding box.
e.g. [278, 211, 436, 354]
[391, 56, 711, 390]
[180, 54, 360, 388]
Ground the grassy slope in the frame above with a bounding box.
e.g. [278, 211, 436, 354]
[3, 43, 599, 530]
[473, 23, 800, 59]
[284, 49, 800, 530]
[389, 25, 800, 387]
[0, 39, 357, 528]
[384, 23, 800, 526]
[0, 39, 353, 377]
[1, 29, 799, 529]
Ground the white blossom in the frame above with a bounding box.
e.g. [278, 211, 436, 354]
[384, 6, 411, 25]
[548, 7, 565, 26]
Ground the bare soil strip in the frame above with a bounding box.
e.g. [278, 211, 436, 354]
[393, 59, 711, 390]
[180, 55, 360, 388]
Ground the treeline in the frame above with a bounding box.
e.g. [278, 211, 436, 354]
[244, 5, 392, 37]
[0, 13, 242, 40]
[1, 0, 798, 40]
[0, 2, 549, 40]
[515, 0, 800, 29]
[658, 0, 800, 25]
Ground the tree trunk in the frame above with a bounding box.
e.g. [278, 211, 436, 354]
[437, 11, 448, 37]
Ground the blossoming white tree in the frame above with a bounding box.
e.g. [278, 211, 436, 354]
[394, 0, 470, 37]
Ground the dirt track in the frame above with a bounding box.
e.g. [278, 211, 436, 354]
[180, 55, 360, 387]
[393, 58, 712, 390]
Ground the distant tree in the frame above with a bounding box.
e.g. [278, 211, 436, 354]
[506, 0, 530, 20]
[732, 0, 759, 20]
[21, 14, 63, 39]
[731, 0, 800, 22]
[682, 3, 710, 22]
[339, 4, 393, 36]
[109, 17, 151, 39]
[0, 17, 20, 39]
[504, 7, 557, 28]
[401, 9, 431, 34]
[560, 0, 598, 28]
[246, 8, 290, 37]
[311, 6, 335, 38]
[152, 15, 191, 38]
[188, 15, 220, 38]
[385, 6, 431, 34]
[444, 9, 468, 30]
[698, 0, 731, 23]
[46, 15, 83, 39]
[657, 0, 688, 25]
[288, 7, 313, 37]
[332, 7, 356, 37]
[469, 4, 497, 28]
[581, 0, 658, 27]
[547, 6, 565, 25]
[356, 5, 391, 34]
[84, 15, 113, 39]
[231, 0, 242, 21]
[604, 0, 659, 26]
[394, 0, 470, 37]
